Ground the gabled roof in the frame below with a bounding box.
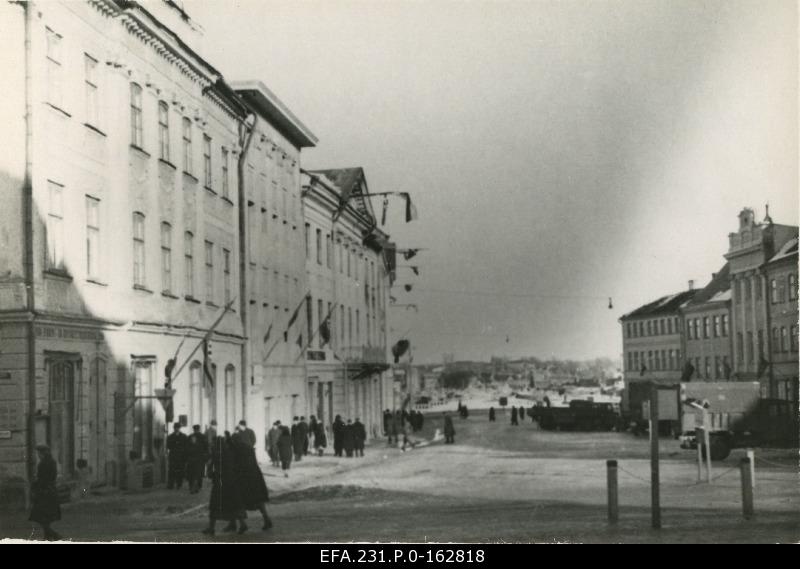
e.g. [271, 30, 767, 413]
[307, 167, 378, 227]
[685, 263, 731, 306]
[621, 289, 699, 320]
[768, 237, 798, 264]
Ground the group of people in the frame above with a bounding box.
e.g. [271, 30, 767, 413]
[332, 415, 367, 458]
[265, 415, 330, 477]
[166, 422, 215, 493]
[488, 405, 538, 426]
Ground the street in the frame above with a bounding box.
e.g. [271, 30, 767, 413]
[2, 411, 798, 543]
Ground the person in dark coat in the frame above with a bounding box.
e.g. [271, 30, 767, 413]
[237, 420, 257, 448]
[343, 419, 355, 458]
[29, 445, 61, 541]
[443, 413, 455, 444]
[299, 416, 310, 457]
[266, 421, 282, 467]
[225, 430, 272, 532]
[291, 417, 305, 461]
[383, 409, 392, 437]
[353, 418, 366, 457]
[313, 420, 327, 456]
[332, 415, 345, 457]
[489, 407, 496, 422]
[203, 433, 246, 536]
[387, 411, 399, 446]
[518, 406, 525, 423]
[308, 416, 318, 454]
[186, 424, 209, 494]
[205, 420, 218, 478]
[277, 426, 293, 477]
[462, 404, 469, 419]
[511, 406, 519, 426]
[166, 422, 188, 489]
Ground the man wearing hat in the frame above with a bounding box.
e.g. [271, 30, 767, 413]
[29, 445, 62, 540]
[166, 422, 188, 490]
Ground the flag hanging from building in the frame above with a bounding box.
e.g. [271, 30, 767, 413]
[320, 318, 331, 347]
[410, 266, 419, 276]
[263, 324, 273, 346]
[381, 196, 389, 226]
[757, 356, 770, 379]
[202, 340, 214, 388]
[400, 192, 418, 223]
[392, 339, 411, 363]
[680, 361, 695, 382]
[403, 249, 419, 261]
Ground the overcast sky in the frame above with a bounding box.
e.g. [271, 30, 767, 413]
[186, 0, 798, 364]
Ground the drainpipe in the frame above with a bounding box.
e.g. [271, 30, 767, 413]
[237, 112, 257, 422]
[22, 0, 37, 503]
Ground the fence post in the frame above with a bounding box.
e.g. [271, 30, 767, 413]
[740, 457, 754, 519]
[746, 448, 755, 490]
[607, 460, 619, 524]
[649, 383, 661, 529]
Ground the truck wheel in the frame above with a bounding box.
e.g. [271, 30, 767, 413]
[701, 436, 731, 461]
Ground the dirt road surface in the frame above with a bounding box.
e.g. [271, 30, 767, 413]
[2, 412, 797, 543]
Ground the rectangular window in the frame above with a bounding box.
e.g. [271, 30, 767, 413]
[659, 319, 665, 335]
[326, 234, 332, 268]
[703, 317, 710, 339]
[182, 118, 192, 174]
[721, 314, 729, 337]
[205, 241, 214, 303]
[85, 196, 100, 278]
[160, 223, 172, 293]
[46, 28, 63, 108]
[316, 229, 322, 265]
[346, 247, 351, 277]
[317, 298, 324, 348]
[348, 307, 353, 348]
[356, 309, 361, 345]
[713, 316, 720, 338]
[221, 148, 229, 199]
[130, 83, 143, 147]
[791, 325, 798, 352]
[770, 279, 778, 304]
[158, 101, 170, 161]
[304, 223, 311, 258]
[772, 327, 780, 353]
[132, 213, 145, 286]
[223, 248, 231, 304]
[781, 327, 788, 352]
[203, 135, 212, 188]
[687, 320, 693, 340]
[676, 349, 681, 367]
[184, 232, 194, 297]
[340, 305, 345, 345]
[668, 349, 675, 370]
[789, 274, 798, 301]
[667, 319, 673, 335]
[84, 54, 99, 126]
[705, 357, 711, 380]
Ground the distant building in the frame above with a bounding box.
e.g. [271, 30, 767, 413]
[681, 264, 733, 382]
[724, 208, 797, 398]
[763, 237, 798, 401]
[619, 288, 697, 387]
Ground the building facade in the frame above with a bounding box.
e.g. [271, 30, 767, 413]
[301, 168, 394, 440]
[724, 208, 797, 397]
[681, 264, 733, 382]
[233, 81, 317, 460]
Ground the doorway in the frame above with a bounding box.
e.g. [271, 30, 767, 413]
[47, 356, 79, 478]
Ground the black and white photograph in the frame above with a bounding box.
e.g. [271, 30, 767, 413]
[0, 0, 797, 545]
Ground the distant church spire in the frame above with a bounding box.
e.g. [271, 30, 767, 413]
[763, 203, 773, 225]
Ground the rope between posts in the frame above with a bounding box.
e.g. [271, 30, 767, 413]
[711, 466, 739, 482]
[615, 464, 739, 487]
[616, 465, 651, 484]
[754, 456, 797, 470]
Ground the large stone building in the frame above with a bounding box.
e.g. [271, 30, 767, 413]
[763, 237, 798, 402]
[301, 168, 395, 440]
[232, 81, 317, 460]
[724, 208, 797, 397]
[0, 0, 323, 503]
[682, 264, 733, 382]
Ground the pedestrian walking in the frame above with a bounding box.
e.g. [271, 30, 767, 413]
[461, 404, 469, 419]
[299, 416, 310, 457]
[332, 415, 345, 457]
[489, 407, 496, 422]
[205, 420, 218, 478]
[308, 415, 318, 454]
[186, 424, 208, 494]
[518, 406, 525, 423]
[227, 430, 272, 533]
[343, 419, 355, 458]
[29, 445, 62, 541]
[166, 422, 188, 489]
[387, 411, 398, 446]
[277, 425, 293, 477]
[511, 406, 519, 426]
[313, 420, 327, 456]
[203, 433, 246, 536]
[443, 413, 455, 444]
[291, 417, 305, 461]
[267, 421, 282, 467]
[353, 418, 366, 457]
[383, 409, 392, 437]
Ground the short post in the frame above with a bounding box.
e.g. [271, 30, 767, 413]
[740, 457, 754, 519]
[695, 427, 703, 482]
[607, 460, 619, 524]
[746, 449, 755, 490]
[702, 409, 712, 483]
[649, 384, 661, 529]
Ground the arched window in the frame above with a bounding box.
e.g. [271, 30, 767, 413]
[225, 365, 236, 430]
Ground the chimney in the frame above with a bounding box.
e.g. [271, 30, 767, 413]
[711, 273, 717, 280]
[688, 280, 695, 290]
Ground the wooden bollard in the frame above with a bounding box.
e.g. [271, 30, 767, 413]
[740, 457, 754, 519]
[607, 460, 619, 524]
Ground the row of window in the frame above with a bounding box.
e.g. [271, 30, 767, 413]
[689, 356, 732, 381]
[627, 349, 683, 373]
[734, 326, 799, 363]
[625, 316, 681, 339]
[132, 213, 232, 304]
[304, 223, 383, 292]
[686, 314, 729, 340]
[305, 295, 383, 351]
[734, 274, 798, 305]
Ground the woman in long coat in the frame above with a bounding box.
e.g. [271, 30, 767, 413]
[227, 431, 272, 532]
[342, 420, 355, 458]
[313, 421, 327, 456]
[277, 426, 293, 477]
[443, 413, 455, 444]
[203, 434, 246, 536]
[332, 415, 345, 457]
[29, 445, 62, 541]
